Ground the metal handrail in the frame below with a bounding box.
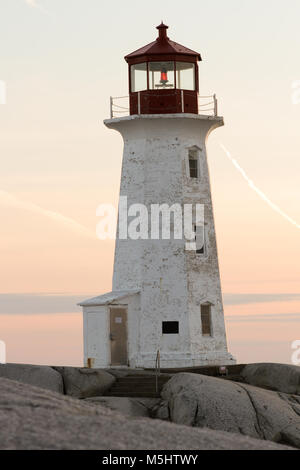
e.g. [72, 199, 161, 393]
[110, 93, 219, 118]
[113, 104, 129, 110]
[198, 93, 218, 116]
[155, 349, 160, 393]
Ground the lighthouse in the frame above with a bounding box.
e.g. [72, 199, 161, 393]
[80, 23, 235, 369]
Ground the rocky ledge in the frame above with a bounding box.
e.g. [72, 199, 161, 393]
[0, 377, 294, 450]
[0, 362, 299, 450]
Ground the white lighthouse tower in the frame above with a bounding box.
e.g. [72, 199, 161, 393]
[80, 23, 235, 369]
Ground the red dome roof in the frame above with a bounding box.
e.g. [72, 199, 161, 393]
[125, 23, 202, 62]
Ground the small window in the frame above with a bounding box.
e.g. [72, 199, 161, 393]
[188, 148, 199, 178]
[201, 304, 212, 336]
[131, 63, 147, 92]
[162, 321, 179, 334]
[176, 62, 196, 91]
[194, 224, 206, 255]
[189, 159, 198, 178]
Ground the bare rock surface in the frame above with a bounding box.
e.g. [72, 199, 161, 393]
[0, 377, 291, 450]
[84, 396, 160, 417]
[53, 366, 115, 398]
[157, 373, 300, 448]
[0, 363, 63, 394]
[241, 363, 300, 395]
[106, 369, 172, 379]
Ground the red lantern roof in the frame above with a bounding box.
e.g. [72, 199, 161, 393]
[125, 23, 202, 63]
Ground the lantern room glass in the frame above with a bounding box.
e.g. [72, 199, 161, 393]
[131, 63, 147, 92]
[176, 62, 195, 91]
[149, 62, 175, 90]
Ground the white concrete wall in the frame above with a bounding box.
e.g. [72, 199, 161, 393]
[83, 306, 109, 368]
[104, 114, 235, 368]
[83, 294, 141, 368]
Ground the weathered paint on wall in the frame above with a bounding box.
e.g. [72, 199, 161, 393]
[83, 294, 141, 368]
[98, 113, 235, 368]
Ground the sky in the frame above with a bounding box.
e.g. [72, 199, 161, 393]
[0, 0, 299, 366]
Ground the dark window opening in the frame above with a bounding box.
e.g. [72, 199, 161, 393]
[201, 304, 212, 336]
[162, 321, 179, 334]
[188, 148, 199, 178]
[189, 159, 198, 178]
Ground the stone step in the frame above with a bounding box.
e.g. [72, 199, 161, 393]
[109, 387, 163, 394]
[152, 364, 246, 376]
[105, 374, 170, 398]
[111, 382, 168, 387]
[115, 378, 169, 384]
[117, 374, 171, 379]
[109, 385, 164, 391]
[110, 378, 168, 385]
[110, 385, 164, 388]
[105, 391, 161, 398]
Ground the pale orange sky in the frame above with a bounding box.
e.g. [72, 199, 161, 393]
[0, 0, 299, 365]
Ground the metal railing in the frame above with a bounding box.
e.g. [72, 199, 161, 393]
[155, 349, 161, 393]
[198, 94, 218, 116]
[109, 93, 219, 118]
[110, 95, 129, 119]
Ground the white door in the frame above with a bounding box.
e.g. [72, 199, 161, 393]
[87, 312, 98, 366]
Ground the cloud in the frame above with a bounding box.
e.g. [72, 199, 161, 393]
[223, 293, 300, 306]
[25, 0, 38, 6]
[1, 292, 299, 315]
[24, 0, 49, 15]
[220, 144, 300, 230]
[226, 313, 300, 323]
[0, 189, 96, 240]
[0, 293, 90, 314]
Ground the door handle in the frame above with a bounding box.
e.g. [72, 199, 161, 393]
[110, 333, 115, 341]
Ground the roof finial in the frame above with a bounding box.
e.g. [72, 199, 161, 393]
[156, 22, 169, 42]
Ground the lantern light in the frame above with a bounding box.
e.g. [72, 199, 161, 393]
[160, 68, 168, 85]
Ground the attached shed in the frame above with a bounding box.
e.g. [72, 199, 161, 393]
[79, 290, 140, 368]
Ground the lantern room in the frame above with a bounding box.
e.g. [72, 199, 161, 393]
[125, 23, 202, 115]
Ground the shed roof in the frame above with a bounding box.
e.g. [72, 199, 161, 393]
[78, 290, 140, 307]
